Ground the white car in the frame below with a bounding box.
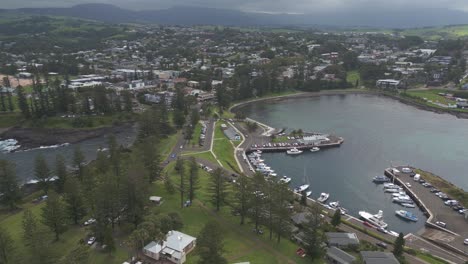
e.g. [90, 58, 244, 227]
[464, 238, 468, 245]
[84, 218, 96, 226]
[405, 182, 412, 188]
[435, 221, 447, 228]
[87, 236, 96, 245]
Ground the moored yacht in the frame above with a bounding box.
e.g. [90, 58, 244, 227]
[395, 210, 418, 222]
[295, 184, 309, 193]
[310, 147, 320, 152]
[306, 191, 312, 197]
[329, 201, 340, 208]
[358, 210, 388, 229]
[279, 176, 291, 184]
[373, 175, 390, 183]
[286, 148, 303, 155]
[317, 193, 330, 203]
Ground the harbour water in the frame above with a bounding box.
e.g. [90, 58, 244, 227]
[0, 125, 137, 183]
[241, 93, 468, 233]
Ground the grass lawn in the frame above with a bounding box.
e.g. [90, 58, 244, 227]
[185, 151, 219, 166]
[158, 163, 319, 264]
[159, 132, 180, 159]
[416, 253, 450, 264]
[406, 90, 454, 106]
[0, 112, 22, 127]
[213, 122, 239, 172]
[346, 71, 360, 87]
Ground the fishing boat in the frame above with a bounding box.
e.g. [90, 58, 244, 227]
[317, 193, 330, 203]
[310, 147, 320, 152]
[395, 210, 418, 222]
[286, 148, 303, 155]
[279, 176, 291, 184]
[295, 184, 309, 193]
[358, 210, 388, 229]
[373, 175, 390, 183]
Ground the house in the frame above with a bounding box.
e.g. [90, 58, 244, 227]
[360, 251, 399, 264]
[326, 232, 360, 248]
[376, 79, 402, 89]
[149, 196, 162, 205]
[143, 230, 196, 264]
[326, 246, 356, 264]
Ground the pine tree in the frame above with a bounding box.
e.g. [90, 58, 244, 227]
[22, 209, 38, 245]
[209, 168, 228, 211]
[41, 191, 68, 241]
[0, 226, 14, 264]
[331, 209, 341, 227]
[249, 172, 266, 230]
[73, 146, 85, 181]
[55, 154, 67, 193]
[197, 221, 227, 264]
[0, 90, 6, 112]
[63, 178, 86, 225]
[176, 158, 186, 208]
[303, 205, 326, 260]
[234, 174, 250, 225]
[272, 181, 292, 243]
[17, 85, 30, 118]
[34, 154, 51, 194]
[0, 160, 21, 211]
[6, 91, 14, 112]
[123, 90, 133, 112]
[393, 232, 405, 257]
[188, 157, 199, 203]
[103, 227, 115, 255]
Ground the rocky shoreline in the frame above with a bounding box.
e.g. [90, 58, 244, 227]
[1, 122, 136, 151]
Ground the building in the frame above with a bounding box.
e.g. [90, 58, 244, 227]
[143, 230, 196, 264]
[326, 246, 356, 264]
[360, 251, 399, 264]
[326, 232, 360, 248]
[376, 79, 402, 89]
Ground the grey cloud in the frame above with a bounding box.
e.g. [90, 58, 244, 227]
[4, 0, 468, 13]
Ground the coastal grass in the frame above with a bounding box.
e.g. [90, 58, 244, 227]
[213, 122, 239, 172]
[414, 169, 468, 207]
[346, 71, 361, 86]
[415, 252, 450, 264]
[161, 162, 315, 264]
[0, 200, 128, 264]
[159, 132, 180, 159]
[406, 90, 454, 106]
[184, 151, 219, 165]
[0, 112, 22, 127]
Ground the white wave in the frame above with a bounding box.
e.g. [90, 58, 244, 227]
[0, 139, 21, 153]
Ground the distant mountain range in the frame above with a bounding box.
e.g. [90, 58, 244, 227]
[3, 3, 468, 28]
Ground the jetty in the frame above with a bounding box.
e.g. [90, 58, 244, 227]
[384, 167, 468, 258]
[246, 133, 344, 153]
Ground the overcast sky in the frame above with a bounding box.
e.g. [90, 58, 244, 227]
[5, 0, 468, 13]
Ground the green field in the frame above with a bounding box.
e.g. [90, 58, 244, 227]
[213, 122, 239, 172]
[189, 122, 202, 146]
[347, 24, 468, 40]
[346, 71, 361, 87]
[185, 151, 219, 166]
[406, 90, 454, 106]
[156, 162, 317, 264]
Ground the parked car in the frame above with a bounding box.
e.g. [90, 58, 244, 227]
[435, 221, 447, 228]
[376, 242, 388, 249]
[84, 218, 96, 226]
[464, 239, 468, 245]
[87, 236, 96, 245]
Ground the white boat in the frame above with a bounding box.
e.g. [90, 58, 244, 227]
[317, 193, 330, 203]
[358, 210, 388, 229]
[310, 147, 320, 152]
[395, 210, 418, 222]
[385, 188, 402, 193]
[306, 191, 312, 197]
[329, 201, 340, 208]
[286, 148, 303, 155]
[256, 150, 262, 154]
[295, 184, 309, 193]
[383, 183, 397, 188]
[279, 176, 291, 184]
[269, 173, 278, 177]
[401, 203, 416, 208]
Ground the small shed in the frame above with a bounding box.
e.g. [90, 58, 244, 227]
[149, 196, 163, 205]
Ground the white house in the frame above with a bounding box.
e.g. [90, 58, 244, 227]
[143, 230, 196, 264]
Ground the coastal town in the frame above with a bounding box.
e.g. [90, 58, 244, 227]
[0, 4, 468, 264]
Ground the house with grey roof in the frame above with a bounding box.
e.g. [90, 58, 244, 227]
[143, 230, 196, 264]
[360, 251, 399, 264]
[326, 232, 360, 248]
[326, 246, 356, 264]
